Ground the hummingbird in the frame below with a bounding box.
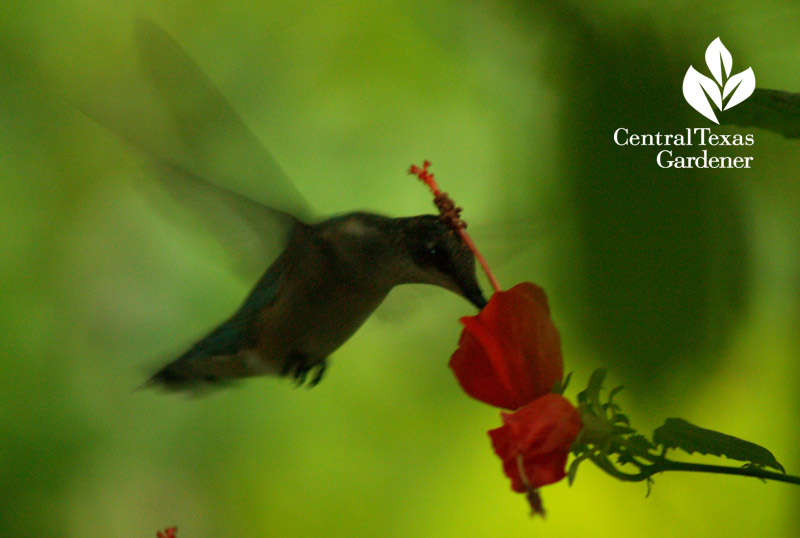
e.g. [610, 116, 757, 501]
[82, 21, 486, 390]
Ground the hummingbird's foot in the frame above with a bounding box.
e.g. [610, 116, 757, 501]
[282, 352, 327, 387]
[308, 362, 327, 387]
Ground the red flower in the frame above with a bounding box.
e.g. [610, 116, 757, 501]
[489, 394, 582, 515]
[156, 527, 177, 538]
[449, 283, 563, 410]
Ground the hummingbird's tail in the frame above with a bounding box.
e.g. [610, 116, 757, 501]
[145, 317, 263, 391]
[147, 352, 248, 390]
[143, 292, 326, 390]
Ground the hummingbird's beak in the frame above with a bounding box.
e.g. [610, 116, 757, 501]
[463, 284, 488, 310]
[450, 261, 487, 309]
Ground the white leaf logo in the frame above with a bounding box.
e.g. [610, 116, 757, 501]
[683, 38, 755, 124]
[705, 37, 732, 86]
[684, 67, 721, 123]
[723, 67, 756, 110]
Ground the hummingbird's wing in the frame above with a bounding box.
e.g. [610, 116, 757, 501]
[75, 19, 313, 281]
[132, 19, 312, 221]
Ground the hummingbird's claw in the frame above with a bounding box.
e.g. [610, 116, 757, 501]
[282, 352, 327, 387]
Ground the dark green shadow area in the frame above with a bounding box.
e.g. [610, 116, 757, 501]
[519, 4, 751, 396]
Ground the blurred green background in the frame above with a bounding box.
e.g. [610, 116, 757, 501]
[2, 1, 799, 536]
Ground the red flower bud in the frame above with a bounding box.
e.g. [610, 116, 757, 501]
[449, 283, 563, 410]
[156, 527, 177, 538]
[489, 393, 582, 498]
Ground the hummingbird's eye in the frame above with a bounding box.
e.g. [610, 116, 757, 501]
[424, 241, 444, 262]
[411, 233, 455, 274]
[419, 240, 453, 272]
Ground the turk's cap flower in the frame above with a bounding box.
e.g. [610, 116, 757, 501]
[449, 282, 563, 410]
[489, 393, 582, 514]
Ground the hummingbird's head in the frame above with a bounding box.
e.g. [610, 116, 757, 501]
[395, 215, 487, 309]
[320, 213, 487, 309]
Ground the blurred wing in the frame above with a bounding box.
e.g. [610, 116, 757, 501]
[132, 19, 312, 223]
[145, 158, 297, 275]
[74, 19, 312, 280]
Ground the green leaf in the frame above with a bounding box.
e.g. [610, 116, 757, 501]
[616, 452, 635, 466]
[578, 368, 606, 405]
[721, 88, 800, 138]
[627, 434, 656, 455]
[617, 435, 656, 466]
[608, 385, 625, 404]
[554, 371, 573, 395]
[567, 453, 588, 486]
[653, 418, 785, 473]
[610, 413, 630, 427]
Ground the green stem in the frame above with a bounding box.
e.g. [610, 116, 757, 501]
[588, 452, 651, 482]
[590, 451, 800, 486]
[652, 459, 800, 486]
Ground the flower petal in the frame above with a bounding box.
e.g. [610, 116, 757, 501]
[488, 394, 582, 492]
[450, 282, 563, 409]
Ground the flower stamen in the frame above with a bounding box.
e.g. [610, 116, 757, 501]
[409, 161, 501, 293]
